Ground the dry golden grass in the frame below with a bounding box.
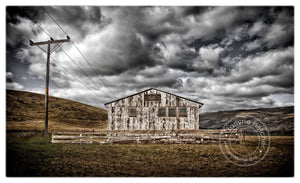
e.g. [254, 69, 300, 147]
[6, 119, 108, 132]
[6, 135, 293, 177]
[6, 90, 294, 176]
[6, 90, 108, 132]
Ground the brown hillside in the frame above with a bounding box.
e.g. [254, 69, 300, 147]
[199, 106, 294, 135]
[6, 90, 108, 131]
[6, 89, 294, 135]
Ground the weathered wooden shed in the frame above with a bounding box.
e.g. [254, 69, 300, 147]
[104, 88, 204, 131]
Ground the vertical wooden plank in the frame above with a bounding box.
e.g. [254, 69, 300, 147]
[196, 106, 200, 129]
[107, 88, 203, 131]
[107, 104, 111, 130]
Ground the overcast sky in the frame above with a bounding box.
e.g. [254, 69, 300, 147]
[6, 6, 294, 112]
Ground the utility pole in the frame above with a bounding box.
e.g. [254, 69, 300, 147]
[30, 36, 70, 136]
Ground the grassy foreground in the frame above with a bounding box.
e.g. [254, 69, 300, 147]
[6, 135, 293, 177]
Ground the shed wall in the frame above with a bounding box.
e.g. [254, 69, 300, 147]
[107, 89, 202, 130]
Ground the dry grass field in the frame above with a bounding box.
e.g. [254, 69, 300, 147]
[6, 90, 294, 177]
[6, 90, 108, 131]
[6, 135, 293, 177]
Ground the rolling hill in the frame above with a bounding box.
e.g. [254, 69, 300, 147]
[6, 89, 294, 135]
[6, 89, 108, 132]
[199, 106, 294, 135]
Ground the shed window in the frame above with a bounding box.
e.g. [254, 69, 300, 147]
[168, 107, 176, 117]
[158, 107, 166, 117]
[179, 107, 187, 117]
[129, 107, 137, 117]
[144, 94, 161, 101]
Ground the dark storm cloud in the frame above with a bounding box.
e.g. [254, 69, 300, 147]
[6, 6, 45, 24]
[259, 72, 294, 88]
[182, 7, 208, 16]
[46, 6, 111, 38]
[107, 66, 182, 91]
[6, 6, 111, 48]
[6, 6, 49, 48]
[133, 7, 188, 42]
[166, 47, 198, 72]
[52, 6, 102, 25]
[225, 47, 294, 84]
[76, 28, 156, 76]
[6, 6, 294, 112]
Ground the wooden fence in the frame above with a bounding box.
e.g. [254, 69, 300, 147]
[51, 129, 245, 144]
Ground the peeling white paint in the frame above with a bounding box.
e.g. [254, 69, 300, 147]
[106, 88, 203, 130]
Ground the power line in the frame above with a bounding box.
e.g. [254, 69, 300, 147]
[47, 12, 145, 91]
[35, 23, 52, 38]
[32, 20, 62, 53]
[11, 20, 108, 136]
[71, 41, 115, 93]
[41, 6, 118, 100]
[60, 47, 113, 100]
[42, 6, 159, 100]
[35, 45, 109, 103]
[53, 62, 110, 103]
[11, 21, 148, 100]
[30, 35, 71, 137]
[9, 23, 32, 41]
[42, 7, 68, 36]
[10, 23, 108, 104]
[24, 10, 112, 103]
[51, 57, 110, 104]
[51, 43, 63, 53]
[30, 16, 113, 101]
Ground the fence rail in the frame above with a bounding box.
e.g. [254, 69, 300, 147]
[52, 129, 245, 144]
